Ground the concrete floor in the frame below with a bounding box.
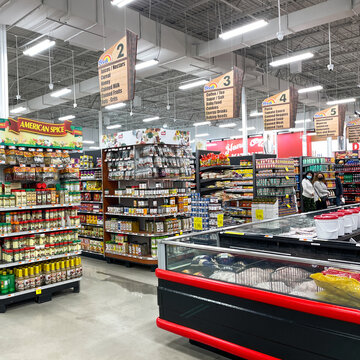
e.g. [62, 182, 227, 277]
[2, 257, 227, 360]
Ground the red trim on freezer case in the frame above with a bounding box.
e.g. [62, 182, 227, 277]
[156, 268, 360, 325]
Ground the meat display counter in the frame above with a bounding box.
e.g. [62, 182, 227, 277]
[156, 206, 360, 360]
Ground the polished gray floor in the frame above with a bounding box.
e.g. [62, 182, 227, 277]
[2, 257, 226, 360]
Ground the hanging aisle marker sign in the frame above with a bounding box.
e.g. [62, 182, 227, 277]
[203, 66, 243, 121]
[347, 118, 360, 143]
[98, 30, 138, 107]
[262, 87, 298, 130]
[314, 105, 345, 139]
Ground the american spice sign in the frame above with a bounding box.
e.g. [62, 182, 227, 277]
[314, 105, 345, 139]
[346, 118, 360, 143]
[0, 118, 82, 149]
[98, 30, 138, 107]
[262, 87, 298, 130]
[203, 66, 243, 121]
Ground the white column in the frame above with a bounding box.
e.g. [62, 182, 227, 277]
[98, 110, 103, 148]
[302, 117, 308, 156]
[241, 87, 248, 155]
[327, 137, 332, 157]
[0, 25, 8, 120]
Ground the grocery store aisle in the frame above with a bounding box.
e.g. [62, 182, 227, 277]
[2, 258, 227, 360]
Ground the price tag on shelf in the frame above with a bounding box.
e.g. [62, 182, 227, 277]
[285, 167, 289, 172]
[255, 209, 264, 221]
[286, 194, 289, 199]
[193, 217, 203, 231]
[36, 288, 42, 295]
[285, 176, 289, 180]
[217, 214, 224, 228]
[287, 204, 291, 208]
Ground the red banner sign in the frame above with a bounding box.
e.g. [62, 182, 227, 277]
[9, 118, 73, 137]
[206, 137, 264, 156]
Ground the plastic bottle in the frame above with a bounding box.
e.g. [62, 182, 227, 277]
[29, 267, 35, 289]
[44, 264, 51, 285]
[75, 258, 80, 278]
[60, 261, 66, 281]
[56, 262, 62, 283]
[70, 258, 75, 279]
[50, 262, 57, 284]
[23, 267, 30, 290]
[39, 263, 45, 286]
[78, 257, 83, 277]
[0, 271, 9, 295]
[34, 266, 41, 287]
[16, 269, 24, 292]
[8, 269, 15, 293]
[66, 259, 71, 280]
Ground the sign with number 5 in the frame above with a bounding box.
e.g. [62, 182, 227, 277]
[98, 30, 138, 107]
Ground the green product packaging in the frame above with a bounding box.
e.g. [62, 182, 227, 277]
[7, 270, 15, 293]
[0, 271, 9, 295]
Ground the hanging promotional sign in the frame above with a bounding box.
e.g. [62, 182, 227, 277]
[206, 136, 264, 156]
[262, 87, 298, 130]
[98, 30, 138, 107]
[102, 128, 190, 148]
[346, 118, 360, 143]
[0, 118, 82, 149]
[203, 66, 243, 121]
[314, 104, 345, 139]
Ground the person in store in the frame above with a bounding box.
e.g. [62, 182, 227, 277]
[335, 172, 344, 206]
[301, 171, 316, 212]
[314, 172, 330, 210]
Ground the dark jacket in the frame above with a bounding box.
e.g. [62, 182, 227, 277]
[335, 177, 343, 197]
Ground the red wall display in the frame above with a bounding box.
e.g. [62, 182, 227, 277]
[207, 132, 312, 158]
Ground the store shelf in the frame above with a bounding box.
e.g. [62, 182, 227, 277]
[256, 184, 296, 188]
[79, 235, 104, 240]
[105, 212, 190, 218]
[256, 175, 296, 179]
[78, 210, 103, 215]
[80, 223, 103, 227]
[200, 178, 253, 184]
[81, 251, 105, 259]
[0, 225, 80, 238]
[199, 165, 234, 172]
[105, 251, 157, 265]
[0, 203, 81, 212]
[105, 193, 191, 199]
[81, 201, 103, 204]
[224, 197, 253, 200]
[80, 177, 102, 181]
[0, 277, 82, 301]
[80, 167, 102, 171]
[109, 177, 193, 182]
[80, 190, 102, 193]
[105, 229, 185, 237]
[0, 251, 82, 269]
[200, 187, 225, 192]
[303, 163, 333, 167]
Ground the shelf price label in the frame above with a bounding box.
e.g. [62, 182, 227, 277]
[193, 217, 203, 231]
[285, 176, 289, 180]
[35, 288, 42, 295]
[255, 209, 264, 221]
[217, 214, 224, 228]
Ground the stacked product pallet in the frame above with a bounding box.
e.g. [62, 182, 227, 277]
[254, 158, 297, 219]
[102, 128, 194, 269]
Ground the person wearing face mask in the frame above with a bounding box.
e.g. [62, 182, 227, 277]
[301, 171, 316, 212]
[314, 172, 330, 210]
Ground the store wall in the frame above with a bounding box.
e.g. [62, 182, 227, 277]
[277, 132, 312, 158]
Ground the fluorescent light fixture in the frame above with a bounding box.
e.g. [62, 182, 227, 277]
[105, 102, 126, 110]
[58, 115, 75, 121]
[23, 39, 55, 56]
[219, 122, 236, 128]
[219, 20, 268, 40]
[250, 111, 263, 117]
[295, 119, 312, 124]
[10, 106, 27, 114]
[270, 52, 314, 67]
[307, 132, 317, 136]
[83, 140, 95, 144]
[89, 146, 100, 150]
[111, 0, 134, 7]
[194, 121, 210, 127]
[106, 124, 122, 129]
[135, 59, 159, 70]
[298, 85, 323, 94]
[327, 98, 356, 105]
[195, 133, 209, 138]
[179, 79, 207, 90]
[163, 124, 168, 128]
[51, 88, 71, 98]
[143, 116, 160, 123]
[207, 143, 218, 147]
[239, 127, 255, 131]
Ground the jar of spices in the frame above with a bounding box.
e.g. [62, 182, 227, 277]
[46, 190, 51, 205]
[24, 247, 30, 261]
[21, 190, 27, 206]
[36, 190, 42, 205]
[41, 190, 47, 205]
[30, 247, 35, 260]
[13, 221, 20, 233]
[13, 249, 20, 262]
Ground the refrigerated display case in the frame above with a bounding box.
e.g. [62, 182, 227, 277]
[156, 206, 360, 360]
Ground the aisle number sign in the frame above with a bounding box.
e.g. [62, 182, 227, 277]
[314, 105, 346, 139]
[255, 209, 264, 221]
[193, 217, 203, 231]
[98, 30, 138, 107]
[346, 118, 360, 143]
[203, 66, 243, 121]
[262, 87, 298, 130]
